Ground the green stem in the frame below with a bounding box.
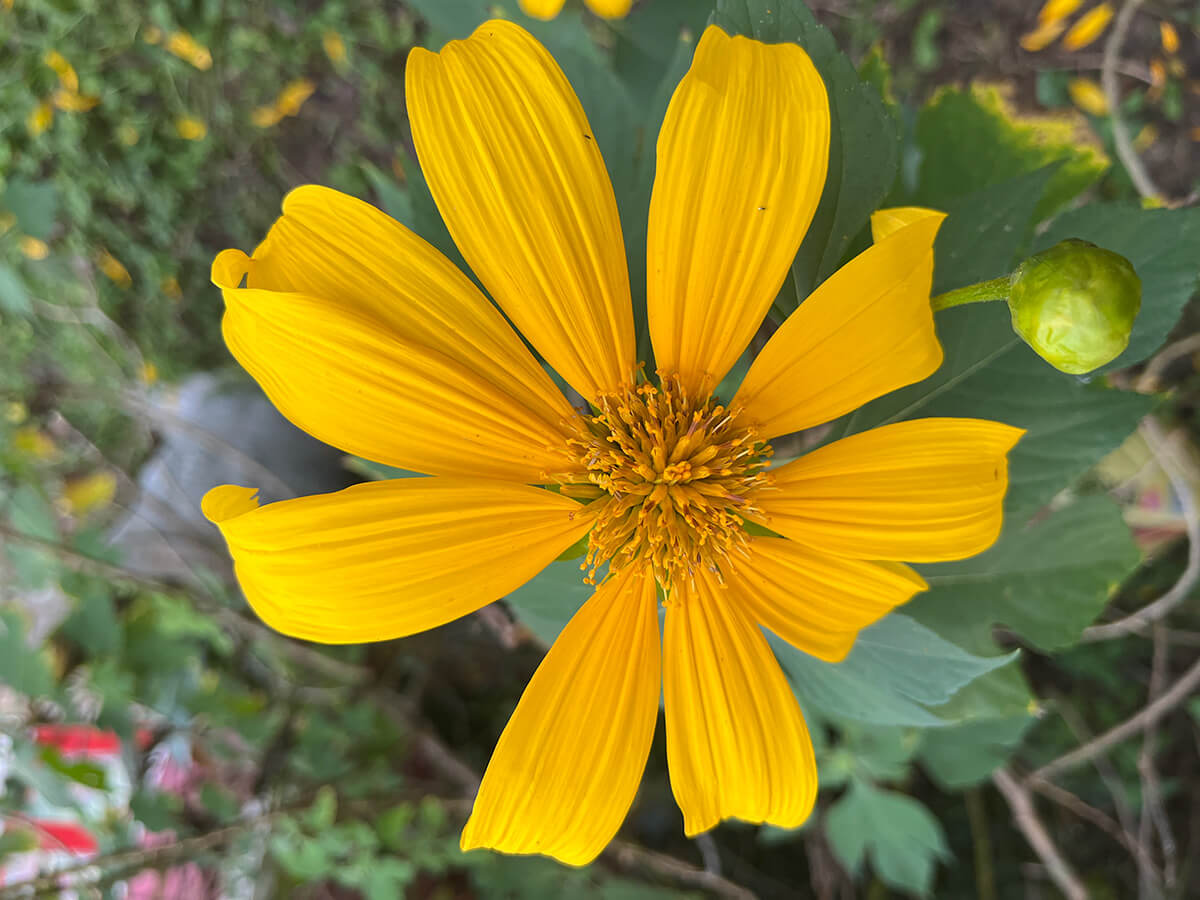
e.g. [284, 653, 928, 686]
[930, 276, 1011, 312]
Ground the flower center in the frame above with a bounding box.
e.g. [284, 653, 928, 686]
[564, 375, 773, 594]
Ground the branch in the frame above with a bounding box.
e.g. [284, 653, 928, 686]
[1100, 0, 1163, 203]
[993, 768, 1088, 900]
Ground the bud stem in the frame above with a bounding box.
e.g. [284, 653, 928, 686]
[930, 276, 1011, 312]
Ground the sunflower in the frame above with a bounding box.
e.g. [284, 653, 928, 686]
[204, 20, 1021, 865]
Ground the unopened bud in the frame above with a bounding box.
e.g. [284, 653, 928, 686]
[1008, 239, 1141, 375]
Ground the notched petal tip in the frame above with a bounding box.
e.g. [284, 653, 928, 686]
[201, 484, 260, 524]
[869, 206, 947, 245]
[211, 248, 251, 291]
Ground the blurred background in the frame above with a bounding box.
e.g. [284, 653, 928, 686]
[1, 0, 1199, 897]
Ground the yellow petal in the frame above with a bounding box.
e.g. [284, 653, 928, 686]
[461, 565, 659, 865]
[212, 235, 578, 483]
[664, 570, 817, 835]
[1160, 21, 1179, 55]
[518, 0, 566, 19]
[584, 0, 632, 18]
[1037, 0, 1082, 26]
[43, 50, 78, 92]
[727, 537, 927, 663]
[1068, 78, 1108, 116]
[734, 212, 945, 440]
[407, 20, 635, 401]
[275, 79, 315, 116]
[19, 236, 49, 260]
[175, 116, 207, 140]
[252, 105, 283, 128]
[1020, 19, 1067, 52]
[27, 101, 54, 136]
[647, 26, 830, 397]
[1062, 3, 1113, 51]
[869, 205, 943, 243]
[202, 478, 594, 643]
[756, 418, 1024, 562]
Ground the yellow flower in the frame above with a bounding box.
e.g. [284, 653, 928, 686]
[1020, 19, 1066, 52]
[166, 31, 212, 70]
[19, 236, 49, 260]
[1037, 0, 1083, 25]
[1067, 77, 1108, 115]
[1160, 21, 1179, 55]
[175, 116, 207, 140]
[27, 101, 54, 135]
[4, 401, 28, 424]
[43, 50, 79, 92]
[275, 79, 315, 116]
[202, 22, 1021, 865]
[52, 89, 99, 112]
[140, 361, 159, 384]
[117, 123, 140, 146]
[1134, 123, 1158, 151]
[520, 0, 631, 20]
[13, 426, 56, 460]
[1148, 58, 1166, 102]
[61, 471, 117, 516]
[161, 276, 182, 300]
[1063, 3, 1113, 51]
[96, 249, 132, 287]
[322, 29, 348, 68]
[251, 105, 285, 128]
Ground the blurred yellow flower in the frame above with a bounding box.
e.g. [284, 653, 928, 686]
[140, 361, 159, 384]
[19, 236, 49, 260]
[52, 90, 100, 112]
[1133, 124, 1158, 152]
[1038, 0, 1082, 25]
[117, 123, 140, 146]
[143, 25, 163, 45]
[4, 401, 27, 425]
[61, 471, 118, 516]
[161, 276, 182, 300]
[27, 101, 54, 136]
[1160, 21, 1179, 55]
[13, 426, 57, 460]
[276, 79, 315, 116]
[322, 29, 348, 67]
[97, 249, 132, 288]
[519, 0, 631, 20]
[175, 116, 208, 140]
[1063, 3, 1113, 51]
[1148, 58, 1166, 102]
[1020, 20, 1066, 52]
[252, 105, 285, 128]
[166, 31, 212, 70]
[43, 50, 79, 92]
[1067, 77, 1108, 116]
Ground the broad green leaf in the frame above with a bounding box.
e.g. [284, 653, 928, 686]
[0, 611, 55, 697]
[59, 578, 122, 656]
[774, 613, 1015, 728]
[915, 84, 1108, 220]
[1035, 204, 1200, 372]
[918, 712, 1035, 789]
[713, 0, 899, 304]
[824, 779, 949, 896]
[1, 178, 59, 239]
[38, 745, 108, 790]
[0, 265, 30, 315]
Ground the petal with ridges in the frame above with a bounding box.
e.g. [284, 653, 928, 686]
[214, 249, 579, 483]
[869, 206, 944, 243]
[648, 26, 829, 396]
[755, 418, 1024, 562]
[202, 478, 594, 643]
[461, 565, 660, 866]
[407, 20, 636, 401]
[664, 571, 817, 835]
[727, 537, 928, 663]
[734, 213, 945, 440]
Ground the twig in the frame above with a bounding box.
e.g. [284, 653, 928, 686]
[1137, 625, 1176, 898]
[1046, 691, 1137, 836]
[1084, 420, 1200, 641]
[1135, 334, 1200, 393]
[1100, 0, 1163, 203]
[965, 789, 997, 900]
[1033, 653, 1200, 781]
[992, 768, 1089, 900]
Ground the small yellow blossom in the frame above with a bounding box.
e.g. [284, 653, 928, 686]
[1067, 77, 1108, 116]
[166, 31, 212, 70]
[252, 105, 285, 128]
[276, 79, 316, 116]
[161, 276, 182, 300]
[1133, 124, 1158, 152]
[13, 426, 57, 460]
[1038, 0, 1083, 25]
[520, 0, 632, 19]
[27, 101, 54, 136]
[1148, 58, 1166, 102]
[97, 249, 132, 288]
[117, 123, 140, 146]
[175, 116, 208, 141]
[52, 90, 100, 112]
[43, 50, 79, 92]
[1020, 20, 1066, 52]
[140, 361, 159, 385]
[143, 25, 163, 45]
[4, 401, 28, 424]
[1063, 3, 1114, 51]
[61, 471, 118, 516]
[19, 236, 49, 260]
[1160, 21, 1179, 55]
[322, 30, 347, 68]
[2, 0, 13, 11]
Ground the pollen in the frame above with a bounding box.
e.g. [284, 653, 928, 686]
[563, 375, 773, 595]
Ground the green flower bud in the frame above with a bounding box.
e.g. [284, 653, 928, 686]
[1007, 239, 1141, 375]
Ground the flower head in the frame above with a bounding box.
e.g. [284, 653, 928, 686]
[520, 0, 631, 21]
[204, 21, 1020, 864]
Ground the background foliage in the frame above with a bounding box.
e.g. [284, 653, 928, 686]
[2, 0, 1200, 898]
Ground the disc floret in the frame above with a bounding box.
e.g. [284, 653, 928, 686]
[565, 374, 773, 593]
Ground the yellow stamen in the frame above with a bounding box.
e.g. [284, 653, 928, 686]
[563, 374, 772, 594]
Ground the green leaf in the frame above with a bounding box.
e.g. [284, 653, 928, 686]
[914, 84, 1108, 220]
[918, 712, 1035, 789]
[0, 611, 55, 697]
[0, 828, 40, 858]
[0, 265, 30, 315]
[131, 788, 184, 832]
[305, 784, 338, 831]
[1, 178, 59, 239]
[824, 780, 949, 896]
[504, 559, 592, 647]
[38, 745, 109, 790]
[911, 495, 1141, 652]
[774, 613, 1014, 728]
[1035, 204, 1200, 372]
[59, 579, 122, 656]
[713, 0, 899, 304]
